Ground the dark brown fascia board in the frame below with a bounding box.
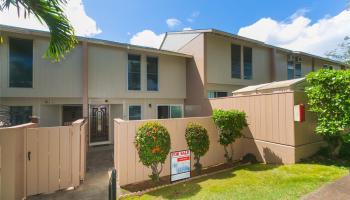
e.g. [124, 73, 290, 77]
[0, 24, 192, 58]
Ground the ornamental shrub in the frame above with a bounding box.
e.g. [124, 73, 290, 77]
[134, 122, 171, 182]
[212, 109, 248, 162]
[185, 122, 210, 173]
[306, 69, 350, 156]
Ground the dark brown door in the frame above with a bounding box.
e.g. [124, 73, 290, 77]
[90, 105, 109, 143]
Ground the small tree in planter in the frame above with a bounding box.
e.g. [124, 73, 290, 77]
[185, 122, 210, 174]
[306, 69, 350, 157]
[134, 122, 171, 182]
[212, 109, 247, 163]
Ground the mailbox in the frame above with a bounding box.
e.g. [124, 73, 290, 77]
[294, 104, 305, 122]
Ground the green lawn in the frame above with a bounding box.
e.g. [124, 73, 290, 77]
[121, 163, 348, 200]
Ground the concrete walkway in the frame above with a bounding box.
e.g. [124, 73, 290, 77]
[28, 145, 114, 200]
[302, 174, 350, 200]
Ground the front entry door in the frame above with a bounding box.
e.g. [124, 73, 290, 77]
[90, 105, 109, 144]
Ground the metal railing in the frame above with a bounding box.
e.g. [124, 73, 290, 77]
[109, 169, 117, 200]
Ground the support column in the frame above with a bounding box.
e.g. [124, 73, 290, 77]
[82, 41, 89, 119]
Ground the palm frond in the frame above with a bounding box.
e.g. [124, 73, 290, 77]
[1, 0, 77, 61]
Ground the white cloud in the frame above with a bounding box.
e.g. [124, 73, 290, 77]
[0, 0, 101, 37]
[187, 11, 200, 23]
[130, 30, 165, 48]
[238, 10, 350, 56]
[166, 18, 181, 29]
[183, 27, 192, 31]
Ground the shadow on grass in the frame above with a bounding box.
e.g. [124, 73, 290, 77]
[145, 169, 237, 199]
[146, 180, 202, 199]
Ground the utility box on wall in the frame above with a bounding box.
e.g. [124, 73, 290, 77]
[294, 104, 305, 122]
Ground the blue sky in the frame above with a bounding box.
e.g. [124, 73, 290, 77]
[83, 0, 348, 43]
[0, 0, 349, 56]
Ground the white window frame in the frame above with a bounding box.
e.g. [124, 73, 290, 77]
[127, 104, 143, 120]
[156, 104, 184, 119]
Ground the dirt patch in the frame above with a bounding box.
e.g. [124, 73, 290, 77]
[121, 162, 237, 192]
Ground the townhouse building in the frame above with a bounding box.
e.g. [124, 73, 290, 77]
[0, 25, 189, 145]
[160, 29, 347, 116]
[0, 25, 346, 145]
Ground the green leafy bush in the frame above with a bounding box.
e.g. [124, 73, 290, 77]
[212, 109, 248, 162]
[306, 69, 350, 156]
[134, 122, 171, 181]
[185, 122, 210, 173]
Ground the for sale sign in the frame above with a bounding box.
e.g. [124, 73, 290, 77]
[171, 150, 191, 182]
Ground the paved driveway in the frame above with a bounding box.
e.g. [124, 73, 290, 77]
[302, 174, 350, 200]
[28, 145, 114, 200]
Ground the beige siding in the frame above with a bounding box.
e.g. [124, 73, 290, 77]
[0, 33, 83, 98]
[210, 93, 295, 146]
[206, 33, 271, 86]
[114, 117, 241, 186]
[88, 44, 187, 99]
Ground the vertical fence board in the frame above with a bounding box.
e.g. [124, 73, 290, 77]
[38, 128, 49, 194]
[48, 128, 60, 193]
[118, 123, 128, 185]
[134, 121, 144, 183]
[80, 122, 88, 181]
[278, 94, 287, 144]
[59, 127, 71, 189]
[127, 123, 136, 183]
[72, 123, 80, 187]
[26, 129, 38, 196]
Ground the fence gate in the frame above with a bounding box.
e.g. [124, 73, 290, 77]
[25, 124, 82, 196]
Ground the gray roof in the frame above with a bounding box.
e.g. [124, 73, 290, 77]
[163, 29, 348, 66]
[232, 78, 306, 95]
[0, 24, 192, 58]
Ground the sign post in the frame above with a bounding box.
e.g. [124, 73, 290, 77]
[171, 150, 191, 182]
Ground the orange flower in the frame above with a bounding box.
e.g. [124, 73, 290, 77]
[152, 146, 161, 154]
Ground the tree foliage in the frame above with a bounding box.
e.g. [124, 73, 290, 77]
[305, 69, 350, 155]
[185, 122, 210, 173]
[326, 36, 350, 65]
[134, 122, 171, 182]
[212, 109, 247, 162]
[0, 0, 77, 61]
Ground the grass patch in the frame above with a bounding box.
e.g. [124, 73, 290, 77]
[121, 163, 348, 200]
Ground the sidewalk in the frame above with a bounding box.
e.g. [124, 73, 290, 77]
[302, 174, 350, 200]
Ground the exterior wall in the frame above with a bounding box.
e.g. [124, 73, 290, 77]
[206, 33, 271, 86]
[88, 44, 187, 99]
[209, 91, 323, 163]
[210, 93, 295, 146]
[0, 123, 37, 200]
[175, 33, 207, 117]
[0, 32, 83, 98]
[114, 117, 242, 186]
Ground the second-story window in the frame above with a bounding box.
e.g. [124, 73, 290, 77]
[287, 60, 294, 80]
[294, 63, 302, 78]
[128, 54, 141, 90]
[9, 38, 33, 88]
[147, 57, 158, 91]
[243, 47, 253, 80]
[231, 44, 241, 78]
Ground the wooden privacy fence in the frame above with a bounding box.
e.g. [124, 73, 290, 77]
[25, 119, 88, 196]
[114, 117, 242, 186]
[0, 119, 88, 200]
